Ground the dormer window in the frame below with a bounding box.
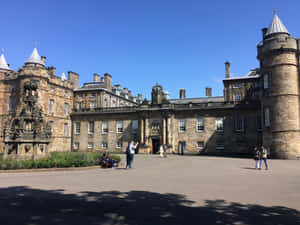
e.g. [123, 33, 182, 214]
[116, 89, 120, 96]
[233, 83, 241, 88]
[125, 94, 128, 99]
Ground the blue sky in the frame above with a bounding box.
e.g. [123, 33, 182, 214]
[1, 0, 300, 99]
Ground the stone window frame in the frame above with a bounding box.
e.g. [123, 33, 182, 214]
[264, 108, 270, 128]
[74, 142, 79, 150]
[216, 117, 224, 132]
[233, 94, 242, 102]
[131, 120, 138, 134]
[102, 121, 109, 134]
[234, 116, 244, 132]
[64, 102, 69, 116]
[64, 123, 68, 137]
[89, 101, 96, 109]
[49, 99, 54, 113]
[179, 119, 186, 133]
[88, 121, 95, 134]
[102, 142, 108, 149]
[64, 90, 69, 97]
[75, 122, 80, 134]
[116, 141, 122, 149]
[88, 142, 94, 149]
[49, 121, 54, 133]
[263, 74, 269, 89]
[117, 120, 124, 133]
[233, 83, 241, 88]
[196, 118, 204, 132]
[197, 141, 204, 150]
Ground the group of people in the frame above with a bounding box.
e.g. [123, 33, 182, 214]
[126, 140, 139, 169]
[159, 144, 168, 158]
[100, 153, 119, 168]
[253, 145, 269, 170]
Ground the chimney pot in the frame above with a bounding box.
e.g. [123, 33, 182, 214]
[206, 87, 212, 97]
[180, 88, 186, 99]
[225, 61, 230, 78]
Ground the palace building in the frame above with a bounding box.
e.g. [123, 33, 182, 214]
[0, 13, 299, 159]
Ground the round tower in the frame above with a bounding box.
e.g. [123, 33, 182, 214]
[257, 13, 300, 159]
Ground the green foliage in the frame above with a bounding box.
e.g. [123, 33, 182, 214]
[0, 152, 121, 170]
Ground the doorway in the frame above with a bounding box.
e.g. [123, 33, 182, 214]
[178, 141, 186, 155]
[152, 139, 160, 154]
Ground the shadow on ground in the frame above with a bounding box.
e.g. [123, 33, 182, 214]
[0, 186, 299, 225]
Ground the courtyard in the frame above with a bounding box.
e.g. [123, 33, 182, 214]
[0, 155, 300, 225]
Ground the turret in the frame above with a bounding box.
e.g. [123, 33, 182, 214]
[257, 12, 300, 159]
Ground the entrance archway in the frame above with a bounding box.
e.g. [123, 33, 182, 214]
[152, 138, 160, 154]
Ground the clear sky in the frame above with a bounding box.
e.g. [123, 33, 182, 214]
[1, 0, 300, 99]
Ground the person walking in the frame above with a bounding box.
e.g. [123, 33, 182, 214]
[260, 146, 269, 170]
[159, 145, 164, 158]
[254, 146, 260, 169]
[163, 144, 167, 158]
[128, 140, 138, 168]
[125, 142, 131, 169]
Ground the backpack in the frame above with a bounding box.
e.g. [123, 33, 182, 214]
[126, 145, 130, 154]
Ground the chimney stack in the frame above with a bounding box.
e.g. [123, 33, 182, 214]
[225, 61, 230, 78]
[206, 87, 212, 97]
[180, 88, 186, 99]
[93, 73, 100, 82]
[41, 56, 46, 64]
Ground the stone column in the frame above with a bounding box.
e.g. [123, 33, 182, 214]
[163, 118, 167, 145]
[140, 119, 144, 144]
[145, 118, 149, 146]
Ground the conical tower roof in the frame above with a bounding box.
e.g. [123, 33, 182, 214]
[0, 50, 10, 70]
[61, 72, 66, 81]
[25, 47, 45, 66]
[265, 13, 289, 37]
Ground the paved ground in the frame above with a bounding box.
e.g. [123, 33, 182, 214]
[0, 155, 300, 225]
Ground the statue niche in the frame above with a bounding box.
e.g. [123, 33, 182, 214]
[4, 79, 51, 157]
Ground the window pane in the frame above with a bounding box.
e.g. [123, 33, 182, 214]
[102, 121, 108, 133]
[88, 121, 94, 134]
[197, 118, 204, 131]
[64, 123, 68, 136]
[264, 74, 269, 89]
[216, 117, 224, 131]
[179, 119, 186, 132]
[117, 121, 123, 133]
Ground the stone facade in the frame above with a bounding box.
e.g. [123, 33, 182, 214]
[1, 13, 300, 159]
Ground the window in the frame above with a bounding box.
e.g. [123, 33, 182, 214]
[49, 99, 54, 113]
[65, 91, 68, 97]
[102, 142, 108, 149]
[116, 89, 120, 96]
[102, 121, 108, 134]
[64, 103, 69, 115]
[125, 94, 129, 99]
[117, 142, 122, 148]
[256, 115, 262, 131]
[74, 142, 79, 150]
[197, 141, 204, 150]
[77, 102, 82, 110]
[132, 120, 138, 133]
[90, 102, 96, 109]
[216, 117, 224, 132]
[50, 87, 54, 92]
[49, 121, 54, 133]
[233, 94, 242, 102]
[117, 121, 123, 133]
[235, 116, 244, 132]
[179, 119, 186, 132]
[75, 122, 80, 134]
[88, 121, 94, 134]
[264, 74, 269, 89]
[9, 96, 14, 111]
[216, 143, 224, 150]
[88, 142, 94, 149]
[64, 123, 68, 136]
[233, 83, 241, 88]
[264, 108, 270, 127]
[90, 93, 96, 98]
[197, 118, 204, 132]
